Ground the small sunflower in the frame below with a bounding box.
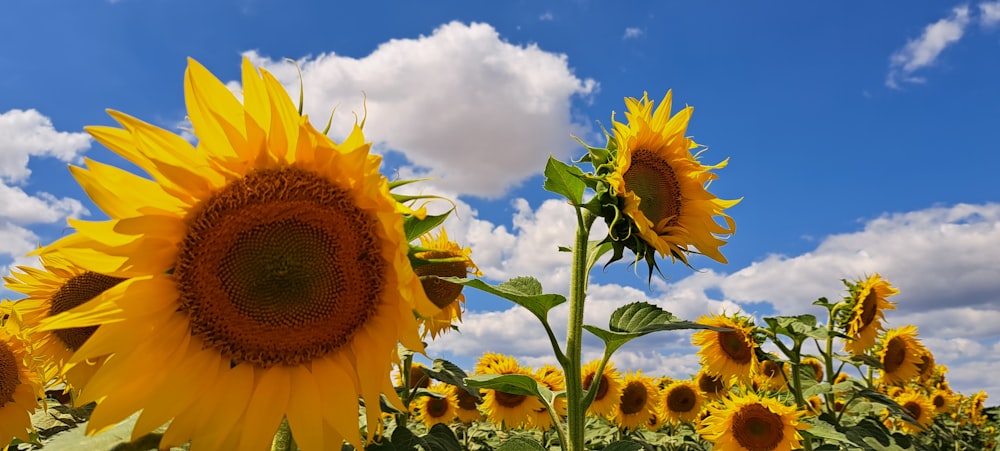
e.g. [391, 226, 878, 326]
[612, 371, 659, 431]
[878, 326, 925, 385]
[916, 347, 936, 383]
[595, 92, 739, 270]
[841, 274, 898, 356]
[449, 383, 484, 424]
[395, 361, 430, 390]
[699, 391, 808, 451]
[474, 352, 508, 375]
[478, 354, 541, 429]
[661, 379, 704, 424]
[581, 359, 623, 417]
[930, 388, 957, 414]
[36, 57, 437, 450]
[968, 391, 988, 426]
[755, 359, 788, 392]
[528, 365, 566, 431]
[692, 313, 759, 383]
[892, 391, 935, 434]
[801, 357, 824, 383]
[3, 253, 127, 391]
[413, 228, 481, 339]
[0, 325, 45, 445]
[696, 369, 729, 400]
[413, 383, 458, 428]
[806, 396, 823, 415]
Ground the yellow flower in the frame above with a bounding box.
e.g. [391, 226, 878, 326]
[806, 396, 823, 415]
[605, 91, 739, 266]
[892, 391, 935, 434]
[878, 326, 925, 385]
[478, 354, 541, 429]
[612, 371, 659, 431]
[801, 357, 824, 383]
[692, 313, 759, 383]
[842, 274, 898, 356]
[395, 362, 430, 390]
[449, 383, 484, 424]
[699, 391, 808, 451]
[528, 365, 566, 431]
[916, 347, 935, 383]
[0, 325, 45, 445]
[413, 228, 481, 339]
[755, 359, 788, 392]
[696, 369, 729, 400]
[3, 254, 126, 391]
[582, 359, 623, 417]
[35, 58, 435, 450]
[930, 389, 957, 414]
[968, 391, 988, 427]
[661, 379, 704, 424]
[414, 383, 458, 428]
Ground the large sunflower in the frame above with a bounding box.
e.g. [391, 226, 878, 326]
[413, 228, 481, 339]
[478, 354, 541, 429]
[692, 313, 759, 383]
[603, 91, 739, 266]
[581, 359, 623, 417]
[36, 58, 435, 450]
[612, 371, 659, 431]
[661, 379, 704, 424]
[841, 274, 898, 356]
[699, 391, 808, 451]
[0, 322, 45, 445]
[414, 382, 459, 428]
[3, 253, 125, 391]
[878, 326, 925, 386]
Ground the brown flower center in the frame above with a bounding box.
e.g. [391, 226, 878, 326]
[719, 330, 753, 363]
[666, 385, 697, 413]
[623, 149, 682, 229]
[761, 360, 782, 378]
[859, 290, 879, 327]
[620, 381, 649, 415]
[583, 372, 610, 401]
[732, 403, 785, 451]
[698, 372, 725, 395]
[494, 391, 526, 408]
[408, 365, 429, 389]
[903, 400, 922, 421]
[425, 396, 450, 418]
[415, 251, 468, 309]
[932, 394, 945, 409]
[175, 167, 385, 367]
[882, 336, 908, 375]
[49, 272, 126, 351]
[0, 341, 20, 407]
[456, 387, 481, 411]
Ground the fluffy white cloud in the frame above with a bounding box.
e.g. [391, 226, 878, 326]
[0, 184, 88, 225]
[622, 27, 643, 40]
[886, 6, 971, 89]
[239, 21, 597, 198]
[981, 0, 1000, 27]
[0, 109, 90, 183]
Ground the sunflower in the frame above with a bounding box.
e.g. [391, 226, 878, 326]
[449, 383, 484, 424]
[699, 391, 808, 451]
[599, 91, 739, 268]
[696, 369, 729, 400]
[892, 391, 935, 434]
[414, 383, 458, 428]
[477, 354, 541, 429]
[878, 326, 925, 386]
[930, 388, 957, 414]
[35, 58, 436, 450]
[3, 253, 127, 391]
[916, 347, 935, 383]
[413, 228, 481, 339]
[581, 359, 623, 417]
[474, 352, 508, 375]
[528, 365, 566, 431]
[661, 379, 703, 424]
[395, 361, 430, 390]
[612, 371, 659, 431]
[968, 391, 988, 427]
[801, 357, 824, 383]
[806, 396, 823, 415]
[692, 313, 759, 383]
[841, 274, 898, 356]
[0, 324, 45, 445]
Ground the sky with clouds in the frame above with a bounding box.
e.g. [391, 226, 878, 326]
[1, 1, 999, 400]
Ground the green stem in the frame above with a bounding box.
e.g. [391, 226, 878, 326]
[564, 209, 595, 451]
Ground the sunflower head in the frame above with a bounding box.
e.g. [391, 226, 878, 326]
[477, 354, 541, 429]
[581, 91, 739, 277]
[0, 325, 45, 445]
[414, 382, 459, 428]
[755, 359, 788, 392]
[692, 313, 760, 384]
[877, 325, 925, 386]
[930, 388, 957, 414]
[662, 379, 704, 424]
[527, 365, 566, 431]
[891, 391, 935, 434]
[801, 357, 824, 383]
[612, 371, 659, 431]
[396, 361, 430, 390]
[696, 369, 729, 399]
[412, 228, 481, 339]
[581, 359, 623, 417]
[698, 390, 808, 451]
[449, 383, 484, 424]
[837, 273, 898, 356]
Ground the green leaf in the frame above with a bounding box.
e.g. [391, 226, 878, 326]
[442, 277, 565, 322]
[802, 418, 850, 443]
[763, 314, 817, 337]
[585, 302, 726, 355]
[402, 212, 451, 241]
[803, 382, 832, 398]
[465, 374, 556, 407]
[421, 358, 481, 401]
[390, 426, 426, 451]
[543, 155, 585, 205]
[497, 276, 543, 296]
[603, 441, 644, 451]
[423, 424, 462, 451]
[496, 437, 547, 451]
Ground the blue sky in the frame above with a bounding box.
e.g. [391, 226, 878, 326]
[2, 1, 999, 400]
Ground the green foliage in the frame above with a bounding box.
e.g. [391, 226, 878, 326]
[543, 156, 586, 206]
[583, 302, 724, 355]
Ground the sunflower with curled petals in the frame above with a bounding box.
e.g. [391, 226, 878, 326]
[584, 91, 739, 274]
[891, 391, 935, 434]
[877, 325, 926, 386]
[3, 254, 126, 391]
[839, 274, 898, 356]
[692, 313, 760, 384]
[528, 365, 566, 431]
[412, 228, 481, 340]
[698, 391, 808, 451]
[0, 322, 45, 446]
[35, 58, 438, 451]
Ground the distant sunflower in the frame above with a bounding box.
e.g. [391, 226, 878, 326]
[968, 391, 988, 426]
[474, 352, 508, 375]
[3, 254, 127, 391]
[916, 348, 936, 383]
[413, 228, 481, 339]
[36, 58, 435, 450]
[0, 325, 45, 445]
[878, 326, 925, 385]
[414, 383, 458, 428]
[893, 392, 935, 434]
[806, 396, 823, 415]
[841, 274, 898, 356]
[478, 354, 541, 428]
[661, 379, 703, 424]
[450, 383, 484, 424]
[582, 359, 623, 417]
[696, 369, 729, 400]
[755, 359, 788, 392]
[692, 313, 759, 383]
[395, 362, 430, 390]
[612, 371, 659, 431]
[930, 389, 957, 414]
[601, 92, 739, 267]
[529, 365, 566, 431]
[699, 391, 808, 451]
[801, 357, 824, 383]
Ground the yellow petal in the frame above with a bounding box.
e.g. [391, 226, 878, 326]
[286, 365, 325, 451]
[239, 366, 291, 449]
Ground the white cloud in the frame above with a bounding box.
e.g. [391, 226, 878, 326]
[239, 21, 597, 198]
[0, 221, 41, 289]
[539, 12, 554, 21]
[623, 27, 643, 40]
[981, 0, 1000, 27]
[0, 109, 90, 183]
[886, 6, 971, 89]
[0, 184, 88, 225]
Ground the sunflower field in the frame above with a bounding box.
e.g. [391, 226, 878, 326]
[1, 57, 997, 451]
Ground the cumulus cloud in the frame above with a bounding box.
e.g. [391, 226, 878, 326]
[0, 109, 90, 183]
[622, 27, 643, 40]
[981, 0, 1000, 27]
[238, 22, 597, 198]
[886, 6, 971, 89]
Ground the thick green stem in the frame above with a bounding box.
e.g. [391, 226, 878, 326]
[564, 209, 595, 451]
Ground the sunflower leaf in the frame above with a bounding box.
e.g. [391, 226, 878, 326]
[543, 155, 585, 205]
[403, 212, 450, 242]
[465, 374, 557, 407]
[421, 358, 481, 401]
[496, 437, 547, 451]
[585, 302, 725, 355]
[442, 277, 565, 322]
[423, 424, 462, 451]
[801, 418, 850, 444]
[603, 441, 643, 451]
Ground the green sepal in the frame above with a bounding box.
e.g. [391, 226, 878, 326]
[402, 211, 451, 242]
